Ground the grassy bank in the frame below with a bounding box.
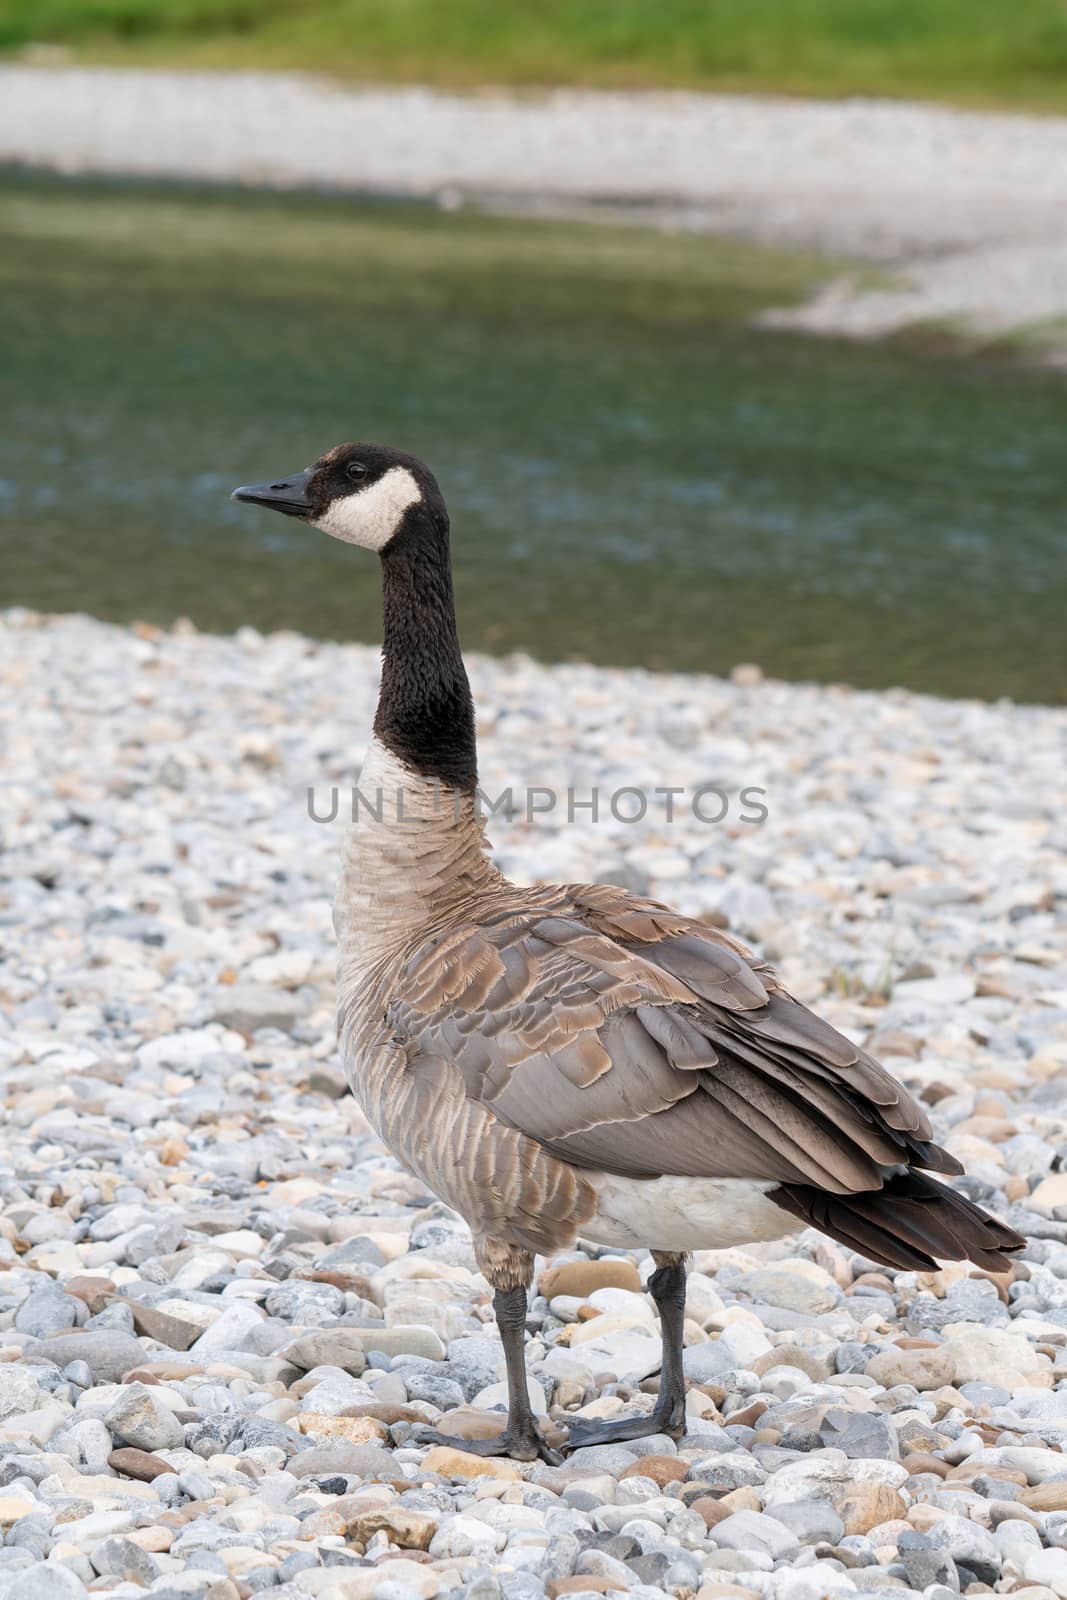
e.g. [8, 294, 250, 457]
[4, 0, 1067, 113]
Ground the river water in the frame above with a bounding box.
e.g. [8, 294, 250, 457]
[2, 173, 1065, 702]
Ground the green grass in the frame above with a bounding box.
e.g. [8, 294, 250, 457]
[5, 0, 1067, 112]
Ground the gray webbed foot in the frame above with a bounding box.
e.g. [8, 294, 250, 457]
[414, 1424, 563, 1466]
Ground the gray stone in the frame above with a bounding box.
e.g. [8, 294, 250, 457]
[564, 1444, 643, 1475]
[187, 1414, 241, 1455]
[308, 1066, 349, 1098]
[85, 1301, 134, 1333]
[292, 1441, 403, 1480]
[264, 1281, 345, 1323]
[104, 1383, 184, 1452]
[817, 1408, 899, 1462]
[682, 1341, 737, 1384]
[906, 1277, 1009, 1334]
[925, 1515, 1001, 1586]
[0, 1366, 41, 1419]
[898, 1532, 959, 1592]
[124, 1217, 185, 1266]
[350, 1326, 445, 1361]
[187, 1301, 265, 1356]
[711, 1510, 799, 1560]
[26, 1331, 145, 1384]
[0, 1564, 89, 1599]
[319, 1236, 387, 1271]
[90, 1536, 161, 1585]
[55, 1417, 112, 1473]
[14, 1283, 78, 1339]
[770, 1500, 845, 1546]
[230, 1417, 304, 1456]
[278, 1328, 366, 1375]
[297, 1373, 370, 1415]
[734, 1269, 841, 1315]
[574, 1549, 635, 1589]
[403, 1373, 466, 1411]
[213, 983, 302, 1033]
[959, 1381, 1012, 1408]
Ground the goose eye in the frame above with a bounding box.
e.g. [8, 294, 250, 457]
[346, 461, 368, 482]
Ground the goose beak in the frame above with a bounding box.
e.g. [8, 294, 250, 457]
[231, 467, 314, 518]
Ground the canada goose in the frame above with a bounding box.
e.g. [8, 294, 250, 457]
[233, 442, 1024, 1462]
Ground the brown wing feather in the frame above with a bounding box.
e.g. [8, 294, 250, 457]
[386, 884, 961, 1199]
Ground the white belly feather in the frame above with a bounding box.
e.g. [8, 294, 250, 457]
[581, 1173, 801, 1252]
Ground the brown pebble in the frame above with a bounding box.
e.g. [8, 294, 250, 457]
[538, 1258, 641, 1298]
[902, 1452, 948, 1479]
[852, 1272, 895, 1293]
[298, 1267, 376, 1299]
[299, 1510, 347, 1540]
[547, 1580, 617, 1598]
[720, 1487, 762, 1512]
[128, 1527, 173, 1553]
[1019, 1483, 1067, 1512]
[345, 1507, 437, 1551]
[124, 1363, 203, 1384]
[420, 1446, 521, 1481]
[948, 1461, 1026, 1485]
[129, 1302, 202, 1352]
[339, 1403, 426, 1425]
[751, 1428, 781, 1445]
[297, 1414, 388, 1445]
[64, 1276, 116, 1315]
[419, 1407, 511, 1442]
[971, 1267, 1014, 1304]
[108, 1448, 177, 1482]
[690, 1496, 732, 1530]
[722, 1399, 768, 1430]
[619, 1454, 687, 1487]
[836, 1482, 906, 1535]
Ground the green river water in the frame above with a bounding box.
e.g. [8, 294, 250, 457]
[2, 172, 1065, 702]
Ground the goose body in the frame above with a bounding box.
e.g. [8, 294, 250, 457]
[234, 442, 1024, 1460]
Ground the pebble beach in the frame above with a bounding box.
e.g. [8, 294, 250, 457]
[2, 607, 1067, 1600]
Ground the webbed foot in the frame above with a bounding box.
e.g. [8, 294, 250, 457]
[561, 1403, 687, 1453]
[414, 1424, 563, 1466]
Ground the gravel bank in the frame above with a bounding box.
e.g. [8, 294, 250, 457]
[4, 66, 1067, 342]
[2, 609, 1067, 1599]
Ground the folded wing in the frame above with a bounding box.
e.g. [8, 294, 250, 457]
[386, 885, 962, 1196]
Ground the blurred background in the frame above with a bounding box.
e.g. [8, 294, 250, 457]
[2, 2, 1067, 702]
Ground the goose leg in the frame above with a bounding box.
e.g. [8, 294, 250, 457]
[563, 1252, 688, 1452]
[416, 1285, 562, 1464]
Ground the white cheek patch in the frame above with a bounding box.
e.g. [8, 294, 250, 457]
[315, 466, 422, 551]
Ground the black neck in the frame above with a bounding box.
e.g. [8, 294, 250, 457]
[374, 506, 477, 793]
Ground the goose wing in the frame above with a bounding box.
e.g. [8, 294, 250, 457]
[386, 884, 959, 1195]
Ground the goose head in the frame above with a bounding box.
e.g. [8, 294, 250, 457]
[231, 442, 446, 551]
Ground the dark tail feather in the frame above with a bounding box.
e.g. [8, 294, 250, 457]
[771, 1170, 1025, 1273]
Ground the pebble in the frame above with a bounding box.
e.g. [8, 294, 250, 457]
[104, 1382, 185, 1451]
[1, 611, 1066, 1599]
